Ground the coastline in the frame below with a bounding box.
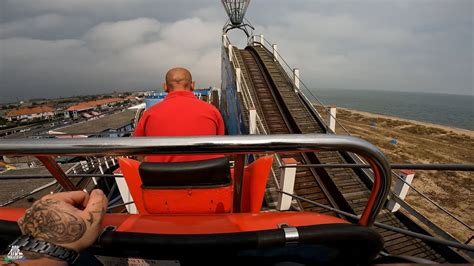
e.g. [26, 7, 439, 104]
[339, 107, 474, 138]
[315, 105, 473, 242]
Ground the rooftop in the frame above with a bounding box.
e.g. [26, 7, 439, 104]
[66, 97, 125, 111]
[56, 110, 135, 135]
[4, 105, 54, 117]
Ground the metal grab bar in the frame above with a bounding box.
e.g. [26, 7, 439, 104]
[281, 163, 474, 171]
[278, 190, 474, 252]
[0, 134, 391, 226]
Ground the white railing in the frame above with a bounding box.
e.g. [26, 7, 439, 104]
[223, 35, 256, 112]
[248, 34, 333, 133]
[223, 34, 284, 192]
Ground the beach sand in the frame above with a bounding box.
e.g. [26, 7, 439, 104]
[315, 106, 473, 242]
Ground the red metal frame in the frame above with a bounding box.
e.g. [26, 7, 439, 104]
[359, 158, 382, 226]
[36, 156, 77, 191]
[0, 208, 347, 234]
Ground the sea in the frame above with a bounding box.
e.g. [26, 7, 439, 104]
[308, 89, 473, 131]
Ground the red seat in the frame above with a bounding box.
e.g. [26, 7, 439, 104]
[119, 158, 233, 214]
[119, 156, 273, 214]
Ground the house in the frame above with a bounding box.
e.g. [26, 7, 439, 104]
[3, 105, 55, 122]
[64, 98, 125, 119]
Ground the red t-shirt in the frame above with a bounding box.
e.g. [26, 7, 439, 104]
[134, 90, 225, 162]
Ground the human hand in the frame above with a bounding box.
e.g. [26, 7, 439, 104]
[17, 189, 108, 252]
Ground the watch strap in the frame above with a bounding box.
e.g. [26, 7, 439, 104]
[9, 235, 79, 264]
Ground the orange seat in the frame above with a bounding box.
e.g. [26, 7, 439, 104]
[119, 158, 233, 214]
[119, 156, 273, 214]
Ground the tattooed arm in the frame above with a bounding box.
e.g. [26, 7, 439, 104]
[1, 190, 108, 265]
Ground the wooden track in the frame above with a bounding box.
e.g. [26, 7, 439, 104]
[238, 48, 337, 214]
[237, 45, 447, 262]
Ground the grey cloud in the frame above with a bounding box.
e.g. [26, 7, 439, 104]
[0, 0, 472, 103]
[84, 18, 161, 52]
[1, 15, 222, 102]
[247, 1, 472, 95]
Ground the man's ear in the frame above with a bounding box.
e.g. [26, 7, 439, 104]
[190, 81, 195, 91]
[162, 83, 168, 93]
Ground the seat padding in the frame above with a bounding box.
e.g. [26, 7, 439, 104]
[139, 157, 231, 188]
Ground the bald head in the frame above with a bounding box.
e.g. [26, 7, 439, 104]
[163, 67, 194, 92]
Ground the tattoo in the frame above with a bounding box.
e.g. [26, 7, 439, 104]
[86, 212, 94, 225]
[18, 199, 86, 244]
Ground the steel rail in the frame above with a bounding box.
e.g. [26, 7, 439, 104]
[2, 164, 469, 231]
[35, 131, 135, 137]
[4, 163, 473, 177]
[341, 159, 474, 231]
[278, 190, 474, 252]
[281, 163, 474, 171]
[0, 134, 391, 226]
[0, 174, 123, 179]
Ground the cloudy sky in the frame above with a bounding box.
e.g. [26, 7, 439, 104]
[0, 0, 472, 103]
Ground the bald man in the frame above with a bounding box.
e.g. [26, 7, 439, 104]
[134, 67, 225, 162]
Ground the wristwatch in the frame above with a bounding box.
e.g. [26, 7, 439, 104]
[8, 235, 79, 264]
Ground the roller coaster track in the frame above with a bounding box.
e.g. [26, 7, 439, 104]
[237, 45, 451, 262]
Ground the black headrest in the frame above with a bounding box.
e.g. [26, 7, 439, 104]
[139, 157, 231, 188]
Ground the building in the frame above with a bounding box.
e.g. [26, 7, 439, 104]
[54, 109, 136, 137]
[64, 98, 126, 119]
[144, 88, 212, 110]
[3, 105, 55, 122]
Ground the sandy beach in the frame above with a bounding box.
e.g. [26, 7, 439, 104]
[316, 105, 473, 242]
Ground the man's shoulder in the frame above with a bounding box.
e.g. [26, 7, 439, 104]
[146, 96, 221, 116]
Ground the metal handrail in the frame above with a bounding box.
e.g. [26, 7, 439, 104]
[278, 190, 474, 252]
[0, 134, 391, 226]
[0, 174, 124, 179]
[281, 163, 474, 171]
[282, 163, 473, 231]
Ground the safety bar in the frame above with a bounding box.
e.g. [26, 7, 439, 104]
[281, 163, 474, 171]
[0, 134, 391, 226]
